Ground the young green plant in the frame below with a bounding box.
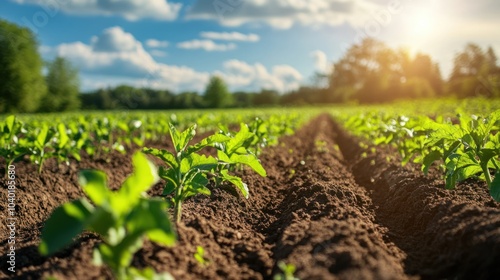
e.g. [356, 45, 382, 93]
[144, 123, 267, 222]
[39, 152, 176, 280]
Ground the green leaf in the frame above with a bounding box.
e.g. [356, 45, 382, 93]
[79, 170, 109, 206]
[57, 123, 69, 149]
[185, 173, 210, 196]
[218, 149, 267, 176]
[5, 115, 15, 134]
[168, 123, 181, 152]
[127, 199, 176, 247]
[143, 147, 178, 168]
[185, 133, 231, 155]
[39, 199, 94, 256]
[456, 165, 482, 182]
[422, 150, 442, 175]
[169, 123, 196, 153]
[227, 123, 254, 154]
[220, 170, 249, 199]
[36, 125, 50, 149]
[120, 152, 159, 204]
[180, 153, 218, 174]
[159, 166, 177, 195]
[490, 172, 500, 202]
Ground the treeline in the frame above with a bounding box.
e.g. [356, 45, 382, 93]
[0, 20, 80, 113]
[80, 86, 326, 109]
[327, 38, 500, 103]
[79, 38, 500, 109]
[1, 18, 500, 113]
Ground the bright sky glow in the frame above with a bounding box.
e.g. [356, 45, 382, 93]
[1, 0, 499, 92]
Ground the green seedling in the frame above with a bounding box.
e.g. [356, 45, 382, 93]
[0, 116, 30, 172]
[273, 261, 300, 280]
[39, 152, 176, 280]
[30, 124, 54, 173]
[144, 123, 267, 222]
[194, 246, 209, 266]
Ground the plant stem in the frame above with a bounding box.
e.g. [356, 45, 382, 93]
[482, 163, 493, 187]
[174, 200, 182, 223]
[38, 158, 45, 174]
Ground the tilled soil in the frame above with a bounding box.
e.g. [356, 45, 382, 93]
[1, 114, 499, 280]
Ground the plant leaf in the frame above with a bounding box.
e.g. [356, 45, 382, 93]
[490, 172, 500, 202]
[422, 150, 442, 175]
[220, 170, 249, 199]
[120, 152, 159, 205]
[79, 170, 109, 206]
[39, 199, 94, 256]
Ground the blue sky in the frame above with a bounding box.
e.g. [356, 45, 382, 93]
[1, 0, 499, 93]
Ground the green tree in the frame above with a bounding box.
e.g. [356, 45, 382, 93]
[42, 56, 81, 112]
[203, 76, 233, 108]
[328, 38, 441, 103]
[0, 19, 47, 113]
[449, 43, 500, 97]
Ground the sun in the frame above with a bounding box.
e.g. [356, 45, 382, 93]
[410, 11, 435, 36]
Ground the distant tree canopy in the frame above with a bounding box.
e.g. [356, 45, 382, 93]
[0, 19, 47, 113]
[42, 57, 81, 112]
[328, 38, 443, 103]
[449, 43, 500, 98]
[203, 76, 233, 108]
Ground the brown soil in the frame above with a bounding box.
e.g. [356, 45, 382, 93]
[1, 114, 499, 280]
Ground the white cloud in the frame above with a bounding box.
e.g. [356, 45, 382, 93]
[216, 59, 303, 92]
[50, 26, 209, 92]
[146, 39, 169, 48]
[150, 50, 167, 57]
[177, 39, 236, 51]
[310, 50, 330, 73]
[186, 0, 382, 29]
[200, 31, 260, 42]
[46, 27, 302, 93]
[12, 0, 182, 21]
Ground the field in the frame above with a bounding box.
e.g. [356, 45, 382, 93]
[1, 100, 500, 279]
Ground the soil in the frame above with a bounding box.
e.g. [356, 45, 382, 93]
[1, 114, 499, 280]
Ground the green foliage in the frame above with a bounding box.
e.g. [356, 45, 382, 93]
[329, 38, 442, 103]
[2, 109, 310, 173]
[449, 43, 500, 98]
[144, 122, 268, 222]
[203, 76, 233, 108]
[42, 56, 81, 112]
[0, 19, 47, 113]
[39, 152, 176, 279]
[273, 261, 300, 280]
[194, 246, 209, 266]
[0, 115, 29, 169]
[337, 105, 500, 201]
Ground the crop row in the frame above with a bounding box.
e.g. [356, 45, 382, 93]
[1, 109, 311, 174]
[332, 107, 500, 201]
[2, 110, 312, 279]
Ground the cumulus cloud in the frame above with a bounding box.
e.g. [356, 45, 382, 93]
[216, 59, 303, 92]
[150, 50, 167, 57]
[177, 39, 236, 51]
[310, 50, 330, 73]
[186, 0, 381, 29]
[12, 0, 182, 21]
[50, 26, 209, 91]
[146, 39, 169, 48]
[46, 27, 302, 93]
[200, 31, 260, 42]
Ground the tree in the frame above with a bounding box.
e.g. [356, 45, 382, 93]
[328, 38, 441, 103]
[42, 57, 81, 112]
[0, 19, 47, 113]
[449, 43, 500, 97]
[203, 76, 233, 108]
